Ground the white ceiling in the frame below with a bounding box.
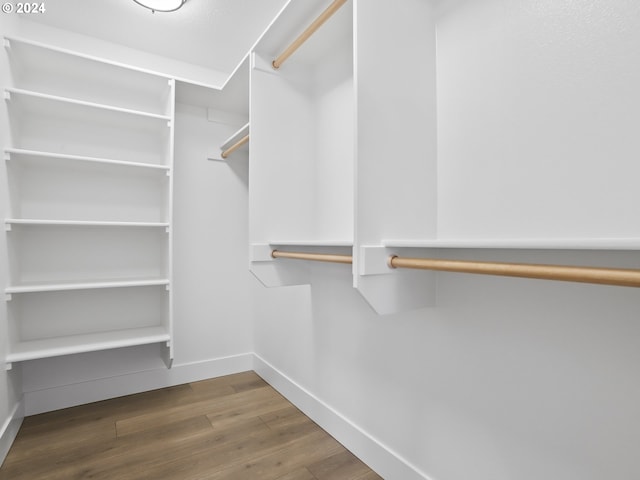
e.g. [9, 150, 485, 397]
[27, 0, 288, 76]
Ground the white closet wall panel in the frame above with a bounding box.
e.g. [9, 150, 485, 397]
[172, 102, 252, 364]
[435, 0, 640, 239]
[354, 0, 437, 244]
[313, 42, 354, 241]
[353, 0, 438, 312]
[250, 0, 354, 245]
[250, 58, 316, 241]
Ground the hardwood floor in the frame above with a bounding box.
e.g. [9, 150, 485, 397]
[0, 371, 382, 480]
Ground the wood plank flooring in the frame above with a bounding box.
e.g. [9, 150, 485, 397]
[0, 371, 382, 480]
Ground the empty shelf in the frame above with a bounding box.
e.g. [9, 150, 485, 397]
[7, 326, 170, 363]
[6, 278, 170, 294]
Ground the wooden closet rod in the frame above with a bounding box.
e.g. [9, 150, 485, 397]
[272, 250, 353, 264]
[272, 0, 348, 69]
[388, 256, 640, 288]
[221, 134, 249, 159]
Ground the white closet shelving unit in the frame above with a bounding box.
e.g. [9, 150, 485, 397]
[3, 36, 174, 367]
[244, 0, 640, 313]
[249, 0, 354, 287]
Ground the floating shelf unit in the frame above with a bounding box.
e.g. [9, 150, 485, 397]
[3, 36, 174, 367]
[381, 238, 640, 251]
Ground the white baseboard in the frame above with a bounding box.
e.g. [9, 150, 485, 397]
[23, 352, 253, 416]
[253, 354, 433, 480]
[0, 400, 24, 467]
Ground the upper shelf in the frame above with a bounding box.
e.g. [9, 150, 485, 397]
[254, 0, 353, 67]
[220, 123, 250, 152]
[5, 148, 170, 171]
[4, 36, 172, 116]
[269, 239, 352, 247]
[6, 88, 172, 164]
[382, 238, 640, 251]
[5, 88, 170, 123]
[5, 219, 170, 228]
[212, 123, 250, 161]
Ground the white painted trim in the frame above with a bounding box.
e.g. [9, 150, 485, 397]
[23, 353, 253, 416]
[0, 400, 24, 467]
[253, 354, 436, 480]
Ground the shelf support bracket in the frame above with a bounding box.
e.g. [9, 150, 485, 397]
[5, 293, 12, 302]
[358, 245, 397, 276]
[5, 362, 12, 371]
[3, 38, 10, 49]
[250, 243, 275, 263]
[5, 222, 11, 232]
[3, 150, 10, 161]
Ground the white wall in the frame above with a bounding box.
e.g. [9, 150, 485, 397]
[253, 254, 640, 480]
[436, 0, 640, 239]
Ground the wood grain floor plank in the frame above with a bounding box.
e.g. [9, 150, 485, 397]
[116, 385, 278, 436]
[204, 428, 345, 480]
[274, 467, 317, 480]
[0, 371, 381, 480]
[20, 384, 196, 434]
[307, 450, 375, 480]
[356, 472, 385, 480]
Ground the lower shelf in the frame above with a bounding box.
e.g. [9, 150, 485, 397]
[7, 326, 170, 364]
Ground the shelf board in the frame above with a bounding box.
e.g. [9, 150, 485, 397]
[4, 35, 173, 84]
[269, 239, 353, 247]
[6, 278, 170, 294]
[5, 88, 171, 122]
[381, 238, 640, 250]
[5, 219, 170, 228]
[5, 148, 170, 171]
[220, 122, 250, 151]
[7, 326, 170, 363]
